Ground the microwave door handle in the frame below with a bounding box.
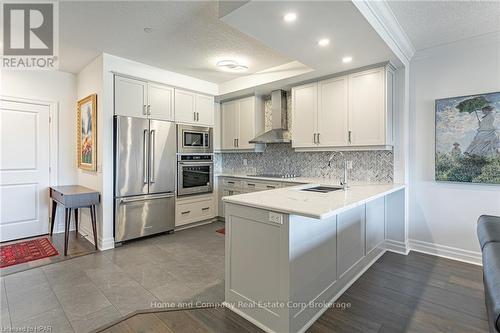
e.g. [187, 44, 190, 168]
[150, 130, 155, 183]
[143, 129, 148, 184]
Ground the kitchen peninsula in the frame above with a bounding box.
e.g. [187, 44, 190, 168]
[222, 182, 405, 333]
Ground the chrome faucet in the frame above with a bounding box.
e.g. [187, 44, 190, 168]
[328, 151, 349, 190]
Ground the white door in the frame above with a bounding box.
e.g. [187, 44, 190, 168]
[114, 76, 148, 118]
[317, 77, 349, 147]
[148, 83, 174, 121]
[349, 68, 385, 146]
[174, 89, 196, 124]
[237, 97, 255, 150]
[0, 99, 50, 241]
[292, 83, 318, 148]
[195, 94, 214, 126]
[221, 101, 239, 150]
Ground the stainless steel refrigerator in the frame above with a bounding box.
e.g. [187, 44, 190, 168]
[114, 116, 175, 243]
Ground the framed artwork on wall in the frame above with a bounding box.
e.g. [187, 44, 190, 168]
[77, 94, 97, 171]
[435, 91, 500, 184]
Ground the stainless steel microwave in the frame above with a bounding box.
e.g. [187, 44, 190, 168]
[177, 124, 213, 154]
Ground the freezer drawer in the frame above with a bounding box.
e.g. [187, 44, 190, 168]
[115, 193, 174, 242]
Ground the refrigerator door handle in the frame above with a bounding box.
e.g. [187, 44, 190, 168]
[150, 130, 156, 183]
[143, 129, 148, 184]
[119, 193, 175, 204]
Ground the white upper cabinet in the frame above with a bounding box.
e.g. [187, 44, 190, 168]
[114, 75, 174, 121]
[175, 89, 214, 126]
[148, 83, 174, 121]
[348, 67, 386, 146]
[114, 76, 148, 118]
[291, 65, 394, 150]
[195, 94, 215, 126]
[317, 76, 349, 146]
[292, 82, 317, 148]
[221, 100, 239, 150]
[174, 89, 196, 123]
[114, 75, 214, 125]
[221, 96, 264, 151]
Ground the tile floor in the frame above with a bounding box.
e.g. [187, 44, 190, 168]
[0, 222, 225, 333]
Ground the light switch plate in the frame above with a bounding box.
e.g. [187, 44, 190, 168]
[269, 212, 283, 224]
[346, 160, 353, 170]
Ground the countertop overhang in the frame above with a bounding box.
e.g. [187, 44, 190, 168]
[222, 181, 405, 219]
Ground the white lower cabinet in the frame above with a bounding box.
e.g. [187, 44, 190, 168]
[175, 194, 215, 227]
[365, 196, 385, 254]
[337, 205, 366, 278]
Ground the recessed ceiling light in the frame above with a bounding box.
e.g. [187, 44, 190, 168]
[283, 12, 297, 23]
[342, 56, 353, 63]
[318, 38, 330, 47]
[216, 60, 248, 72]
[144, 27, 153, 33]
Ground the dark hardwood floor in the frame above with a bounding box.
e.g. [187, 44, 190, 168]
[97, 251, 488, 333]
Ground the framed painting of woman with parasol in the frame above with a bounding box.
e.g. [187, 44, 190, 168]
[77, 94, 97, 171]
[435, 91, 500, 184]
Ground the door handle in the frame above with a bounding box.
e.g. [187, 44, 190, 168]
[234, 139, 236, 147]
[119, 193, 174, 204]
[236, 138, 239, 147]
[348, 131, 352, 144]
[143, 105, 147, 115]
[196, 112, 200, 121]
[143, 129, 148, 184]
[194, 112, 196, 121]
[147, 105, 151, 115]
[150, 130, 155, 183]
[313, 133, 317, 144]
[317, 133, 320, 144]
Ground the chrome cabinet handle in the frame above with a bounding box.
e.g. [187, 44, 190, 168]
[267, 185, 276, 189]
[348, 131, 352, 144]
[236, 138, 239, 147]
[147, 105, 151, 115]
[143, 129, 148, 184]
[194, 112, 196, 121]
[313, 133, 317, 144]
[247, 183, 255, 187]
[150, 130, 155, 183]
[181, 211, 190, 215]
[196, 112, 200, 121]
[317, 133, 320, 144]
[227, 181, 235, 185]
[143, 105, 147, 115]
[202, 207, 210, 211]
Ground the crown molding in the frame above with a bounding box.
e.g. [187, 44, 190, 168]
[353, 0, 415, 66]
[412, 30, 500, 62]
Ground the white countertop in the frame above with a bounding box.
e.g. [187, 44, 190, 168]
[222, 181, 405, 219]
[216, 173, 370, 186]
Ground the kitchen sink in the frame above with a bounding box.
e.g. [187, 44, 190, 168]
[300, 186, 343, 193]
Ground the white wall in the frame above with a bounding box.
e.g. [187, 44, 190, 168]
[409, 32, 500, 264]
[1, 70, 77, 232]
[76, 55, 105, 247]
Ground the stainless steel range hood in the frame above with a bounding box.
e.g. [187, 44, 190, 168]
[249, 90, 291, 144]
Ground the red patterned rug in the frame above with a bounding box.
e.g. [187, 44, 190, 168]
[216, 228, 225, 235]
[0, 238, 59, 268]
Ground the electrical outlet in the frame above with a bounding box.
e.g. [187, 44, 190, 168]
[243, 159, 248, 166]
[269, 212, 283, 224]
[346, 160, 353, 170]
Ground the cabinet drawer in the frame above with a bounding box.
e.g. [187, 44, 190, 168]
[222, 178, 243, 189]
[243, 180, 281, 191]
[176, 198, 214, 226]
[222, 188, 243, 196]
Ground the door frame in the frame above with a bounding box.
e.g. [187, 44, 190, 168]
[1, 95, 59, 234]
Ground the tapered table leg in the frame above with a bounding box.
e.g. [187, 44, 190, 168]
[64, 208, 70, 256]
[74, 208, 79, 236]
[90, 205, 98, 250]
[50, 201, 57, 236]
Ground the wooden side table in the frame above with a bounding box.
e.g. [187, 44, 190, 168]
[49, 185, 100, 255]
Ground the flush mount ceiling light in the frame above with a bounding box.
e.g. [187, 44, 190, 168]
[342, 56, 353, 63]
[283, 12, 297, 23]
[318, 38, 330, 47]
[216, 60, 248, 72]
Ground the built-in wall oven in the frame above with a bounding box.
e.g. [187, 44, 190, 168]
[177, 154, 213, 196]
[177, 124, 212, 154]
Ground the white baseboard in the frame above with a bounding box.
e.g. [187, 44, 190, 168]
[222, 302, 277, 333]
[409, 239, 482, 266]
[384, 239, 409, 255]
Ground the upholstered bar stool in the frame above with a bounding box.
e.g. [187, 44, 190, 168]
[49, 185, 100, 255]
